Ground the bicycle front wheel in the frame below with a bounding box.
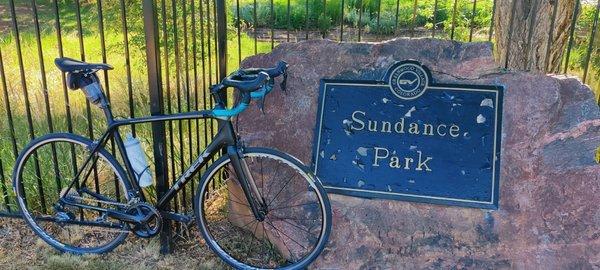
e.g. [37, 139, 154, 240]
[195, 147, 332, 270]
[13, 133, 131, 254]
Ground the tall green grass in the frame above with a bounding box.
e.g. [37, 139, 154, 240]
[0, 0, 272, 211]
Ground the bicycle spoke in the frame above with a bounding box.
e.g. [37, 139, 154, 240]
[265, 218, 307, 252]
[263, 162, 282, 201]
[15, 137, 130, 253]
[270, 202, 319, 212]
[267, 172, 297, 207]
[198, 151, 329, 269]
[264, 220, 296, 263]
[269, 216, 318, 240]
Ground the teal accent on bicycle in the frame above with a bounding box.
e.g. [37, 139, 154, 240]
[211, 102, 249, 117]
[250, 83, 273, 99]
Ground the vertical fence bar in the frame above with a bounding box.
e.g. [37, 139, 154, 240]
[213, 0, 219, 146]
[544, 0, 559, 72]
[199, 0, 209, 154]
[411, 0, 418, 38]
[358, 0, 363, 41]
[394, 0, 400, 34]
[96, 0, 111, 196]
[377, 0, 382, 35]
[469, 0, 477, 42]
[323, 0, 327, 39]
[237, 0, 243, 63]
[217, 0, 228, 81]
[582, 0, 600, 83]
[432, 0, 438, 37]
[75, 0, 96, 145]
[120, 0, 136, 136]
[287, 0, 291, 42]
[504, 0, 518, 68]
[254, 0, 258, 53]
[75, 0, 100, 197]
[171, 0, 187, 212]
[270, 0, 275, 49]
[0, 46, 11, 213]
[31, 0, 62, 194]
[183, 0, 194, 198]
[53, 0, 78, 179]
[213, 1, 219, 81]
[191, 0, 201, 187]
[75, 0, 85, 61]
[142, 0, 171, 254]
[160, 0, 178, 213]
[488, 0, 497, 41]
[0, 160, 10, 212]
[564, 0, 581, 73]
[9, 0, 45, 212]
[340, 0, 345, 41]
[305, 0, 309, 40]
[205, 0, 214, 142]
[0, 48, 18, 161]
[450, 0, 458, 40]
[97, 0, 110, 104]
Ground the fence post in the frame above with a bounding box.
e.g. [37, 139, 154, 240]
[216, 0, 227, 82]
[142, 0, 171, 254]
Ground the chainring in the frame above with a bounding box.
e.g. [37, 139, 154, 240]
[126, 202, 162, 238]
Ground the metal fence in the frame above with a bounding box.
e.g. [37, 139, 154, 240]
[0, 0, 598, 251]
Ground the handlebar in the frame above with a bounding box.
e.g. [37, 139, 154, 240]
[222, 71, 270, 93]
[211, 61, 289, 118]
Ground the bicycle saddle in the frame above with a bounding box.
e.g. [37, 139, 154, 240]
[55, 57, 113, 73]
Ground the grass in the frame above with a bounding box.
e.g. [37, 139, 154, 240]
[0, 218, 228, 269]
[0, 0, 274, 212]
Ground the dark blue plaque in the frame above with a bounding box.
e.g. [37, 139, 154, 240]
[312, 60, 503, 209]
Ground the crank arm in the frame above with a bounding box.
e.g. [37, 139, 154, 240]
[161, 211, 193, 225]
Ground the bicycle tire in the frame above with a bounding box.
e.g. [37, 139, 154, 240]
[194, 147, 332, 270]
[13, 133, 132, 254]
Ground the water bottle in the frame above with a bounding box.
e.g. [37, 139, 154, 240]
[124, 133, 153, 188]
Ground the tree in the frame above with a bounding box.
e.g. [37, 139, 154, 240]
[494, 0, 578, 73]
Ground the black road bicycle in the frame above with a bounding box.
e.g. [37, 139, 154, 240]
[12, 58, 331, 269]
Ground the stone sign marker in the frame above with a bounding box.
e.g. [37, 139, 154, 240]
[313, 60, 503, 209]
[237, 39, 600, 268]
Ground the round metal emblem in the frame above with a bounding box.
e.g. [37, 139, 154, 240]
[389, 63, 428, 100]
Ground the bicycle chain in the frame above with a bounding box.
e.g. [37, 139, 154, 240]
[68, 195, 131, 208]
[60, 195, 133, 234]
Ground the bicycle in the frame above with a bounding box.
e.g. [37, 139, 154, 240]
[12, 57, 332, 269]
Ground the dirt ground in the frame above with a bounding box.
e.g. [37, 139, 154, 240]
[0, 218, 231, 270]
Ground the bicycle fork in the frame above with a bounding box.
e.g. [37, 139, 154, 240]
[226, 146, 268, 221]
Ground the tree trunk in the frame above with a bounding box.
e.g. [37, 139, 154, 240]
[494, 0, 577, 73]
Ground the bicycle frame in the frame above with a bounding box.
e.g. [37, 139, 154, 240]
[61, 85, 267, 223]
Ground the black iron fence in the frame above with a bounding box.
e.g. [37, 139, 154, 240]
[0, 0, 598, 250]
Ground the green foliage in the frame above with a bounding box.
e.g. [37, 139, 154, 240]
[236, 0, 495, 37]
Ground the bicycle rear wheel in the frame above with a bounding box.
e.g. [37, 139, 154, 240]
[13, 133, 131, 254]
[195, 147, 332, 270]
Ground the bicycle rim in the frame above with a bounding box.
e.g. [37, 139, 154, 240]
[195, 148, 331, 269]
[13, 134, 131, 254]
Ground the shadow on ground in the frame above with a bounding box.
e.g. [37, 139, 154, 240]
[0, 219, 230, 270]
